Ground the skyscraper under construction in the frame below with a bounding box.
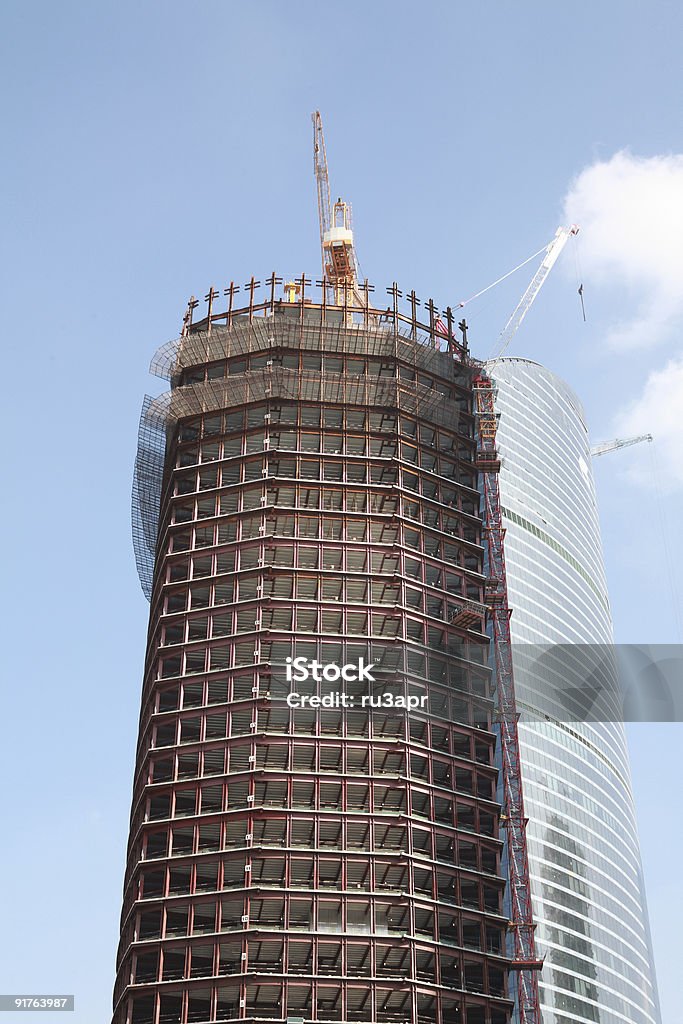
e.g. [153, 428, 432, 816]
[113, 280, 515, 1024]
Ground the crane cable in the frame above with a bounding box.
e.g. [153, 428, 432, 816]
[572, 231, 587, 321]
[648, 441, 683, 641]
[456, 242, 549, 310]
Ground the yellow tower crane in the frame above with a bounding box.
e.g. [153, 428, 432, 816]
[312, 110, 363, 306]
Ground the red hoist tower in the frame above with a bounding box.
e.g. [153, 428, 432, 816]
[472, 224, 578, 1024]
[473, 371, 545, 1024]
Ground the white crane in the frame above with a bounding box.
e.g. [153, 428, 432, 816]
[488, 225, 580, 364]
[591, 434, 653, 457]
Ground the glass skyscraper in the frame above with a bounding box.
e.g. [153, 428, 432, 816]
[490, 357, 661, 1024]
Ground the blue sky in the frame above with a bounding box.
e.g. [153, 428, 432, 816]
[1, 2, 681, 1021]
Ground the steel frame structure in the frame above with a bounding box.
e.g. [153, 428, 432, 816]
[114, 279, 516, 1024]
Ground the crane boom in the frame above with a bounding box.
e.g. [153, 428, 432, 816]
[312, 111, 332, 280]
[591, 434, 653, 457]
[490, 225, 579, 362]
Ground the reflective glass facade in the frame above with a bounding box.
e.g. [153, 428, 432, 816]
[490, 358, 661, 1024]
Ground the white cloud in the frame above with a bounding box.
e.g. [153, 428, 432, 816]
[563, 151, 683, 351]
[562, 152, 683, 490]
[614, 355, 683, 493]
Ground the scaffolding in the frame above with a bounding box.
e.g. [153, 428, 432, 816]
[132, 277, 470, 601]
